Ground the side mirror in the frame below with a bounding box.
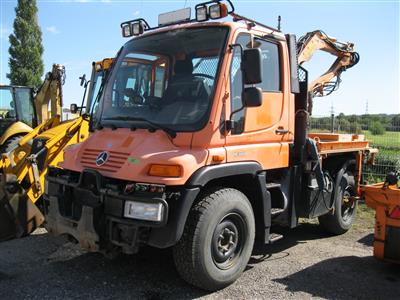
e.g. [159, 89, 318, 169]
[70, 103, 78, 114]
[242, 87, 262, 107]
[79, 74, 86, 87]
[242, 48, 263, 85]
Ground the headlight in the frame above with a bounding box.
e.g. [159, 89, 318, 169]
[124, 200, 164, 222]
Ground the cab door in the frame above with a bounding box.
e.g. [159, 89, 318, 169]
[225, 33, 292, 170]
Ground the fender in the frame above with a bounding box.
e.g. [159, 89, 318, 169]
[187, 161, 263, 187]
[0, 121, 33, 146]
[148, 162, 272, 247]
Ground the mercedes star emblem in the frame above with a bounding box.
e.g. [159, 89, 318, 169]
[96, 151, 109, 166]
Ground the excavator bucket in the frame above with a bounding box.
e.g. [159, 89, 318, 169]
[0, 174, 44, 242]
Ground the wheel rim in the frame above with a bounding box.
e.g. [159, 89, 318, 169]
[211, 212, 246, 270]
[341, 185, 355, 222]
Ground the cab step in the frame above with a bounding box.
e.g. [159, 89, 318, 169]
[271, 208, 285, 216]
[266, 182, 281, 190]
[268, 233, 283, 244]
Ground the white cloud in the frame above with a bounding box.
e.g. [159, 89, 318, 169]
[134, 10, 140, 16]
[101, 0, 111, 2]
[0, 26, 10, 39]
[46, 26, 60, 34]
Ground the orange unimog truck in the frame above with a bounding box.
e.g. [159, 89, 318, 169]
[44, 1, 375, 291]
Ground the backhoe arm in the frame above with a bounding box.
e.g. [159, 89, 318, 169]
[297, 30, 360, 99]
[34, 64, 65, 123]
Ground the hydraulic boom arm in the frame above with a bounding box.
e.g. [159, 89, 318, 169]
[34, 64, 65, 123]
[297, 30, 360, 99]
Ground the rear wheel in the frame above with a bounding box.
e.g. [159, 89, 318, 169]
[1, 135, 24, 153]
[173, 188, 255, 291]
[319, 170, 357, 234]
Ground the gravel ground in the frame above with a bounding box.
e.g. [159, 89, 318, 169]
[0, 221, 399, 299]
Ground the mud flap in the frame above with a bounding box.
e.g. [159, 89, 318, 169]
[0, 174, 44, 242]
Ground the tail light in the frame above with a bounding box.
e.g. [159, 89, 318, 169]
[390, 206, 400, 219]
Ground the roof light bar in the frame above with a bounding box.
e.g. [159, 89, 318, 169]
[120, 1, 236, 38]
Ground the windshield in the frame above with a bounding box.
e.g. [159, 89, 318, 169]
[96, 27, 228, 132]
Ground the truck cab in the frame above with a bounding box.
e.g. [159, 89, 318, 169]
[44, 1, 375, 291]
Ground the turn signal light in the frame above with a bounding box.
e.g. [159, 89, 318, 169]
[149, 164, 182, 177]
[390, 206, 400, 219]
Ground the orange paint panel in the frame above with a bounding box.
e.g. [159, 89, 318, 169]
[61, 128, 209, 185]
[244, 92, 283, 132]
[226, 142, 289, 169]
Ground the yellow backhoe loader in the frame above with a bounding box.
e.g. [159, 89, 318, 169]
[0, 58, 112, 241]
[0, 64, 65, 152]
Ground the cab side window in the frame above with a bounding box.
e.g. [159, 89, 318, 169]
[255, 38, 281, 92]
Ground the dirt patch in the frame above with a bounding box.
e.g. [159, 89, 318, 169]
[0, 210, 398, 299]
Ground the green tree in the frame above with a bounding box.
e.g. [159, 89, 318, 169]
[369, 121, 385, 135]
[7, 0, 44, 87]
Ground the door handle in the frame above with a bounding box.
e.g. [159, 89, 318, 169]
[275, 127, 289, 135]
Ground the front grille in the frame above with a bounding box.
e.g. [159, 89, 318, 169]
[81, 149, 129, 172]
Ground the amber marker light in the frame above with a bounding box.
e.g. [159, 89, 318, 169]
[149, 164, 182, 177]
[212, 154, 225, 162]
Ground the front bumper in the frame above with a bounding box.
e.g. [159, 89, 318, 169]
[44, 168, 199, 254]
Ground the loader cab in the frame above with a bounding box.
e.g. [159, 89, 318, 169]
[0, 86, 37, 136]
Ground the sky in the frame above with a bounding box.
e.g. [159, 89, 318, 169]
[0, 0, 399, 116]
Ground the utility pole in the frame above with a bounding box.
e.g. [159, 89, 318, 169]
[330, 101, 335, 133]
[365, 99, 369, 115]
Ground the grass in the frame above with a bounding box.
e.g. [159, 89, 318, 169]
[353, 202, 375, 231]
[363, 130, 400, 149]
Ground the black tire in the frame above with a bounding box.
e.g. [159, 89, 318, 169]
[1, 135, 24, 153]
[173, 188, 255, 291]
[318, 171, 357, 235]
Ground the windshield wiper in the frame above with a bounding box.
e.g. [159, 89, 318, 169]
[102, 116, 177, 138]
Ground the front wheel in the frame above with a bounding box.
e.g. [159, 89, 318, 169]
[319, 170, 357, 235]
[173, 188, 255, 291]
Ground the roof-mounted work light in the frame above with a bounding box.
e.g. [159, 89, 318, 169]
[209, 2, 228, 19]
[196, 6, 208, 22]
[132, 21, 145, 35]
[120, 18, 150, 38]
[195, 0, 234, 22]
[121, 23, 132, 37]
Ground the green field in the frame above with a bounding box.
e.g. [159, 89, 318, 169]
[364, 130, 400, 149]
